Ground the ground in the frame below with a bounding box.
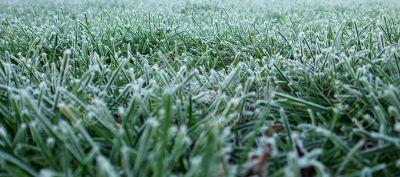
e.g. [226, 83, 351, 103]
[1, 0, 400, 176]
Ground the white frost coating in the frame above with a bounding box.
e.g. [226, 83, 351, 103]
[0, 127, 6, 138]
[146, 118, 160, 128]
[96, 155, 118, 177]
[39, 169, 55, 177]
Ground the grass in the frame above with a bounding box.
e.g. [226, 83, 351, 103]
[1, 0, 400, 176]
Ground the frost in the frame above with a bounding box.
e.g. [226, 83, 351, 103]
[146, 118, 160, 127]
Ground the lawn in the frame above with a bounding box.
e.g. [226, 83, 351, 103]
[1, 0, 400, 176]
